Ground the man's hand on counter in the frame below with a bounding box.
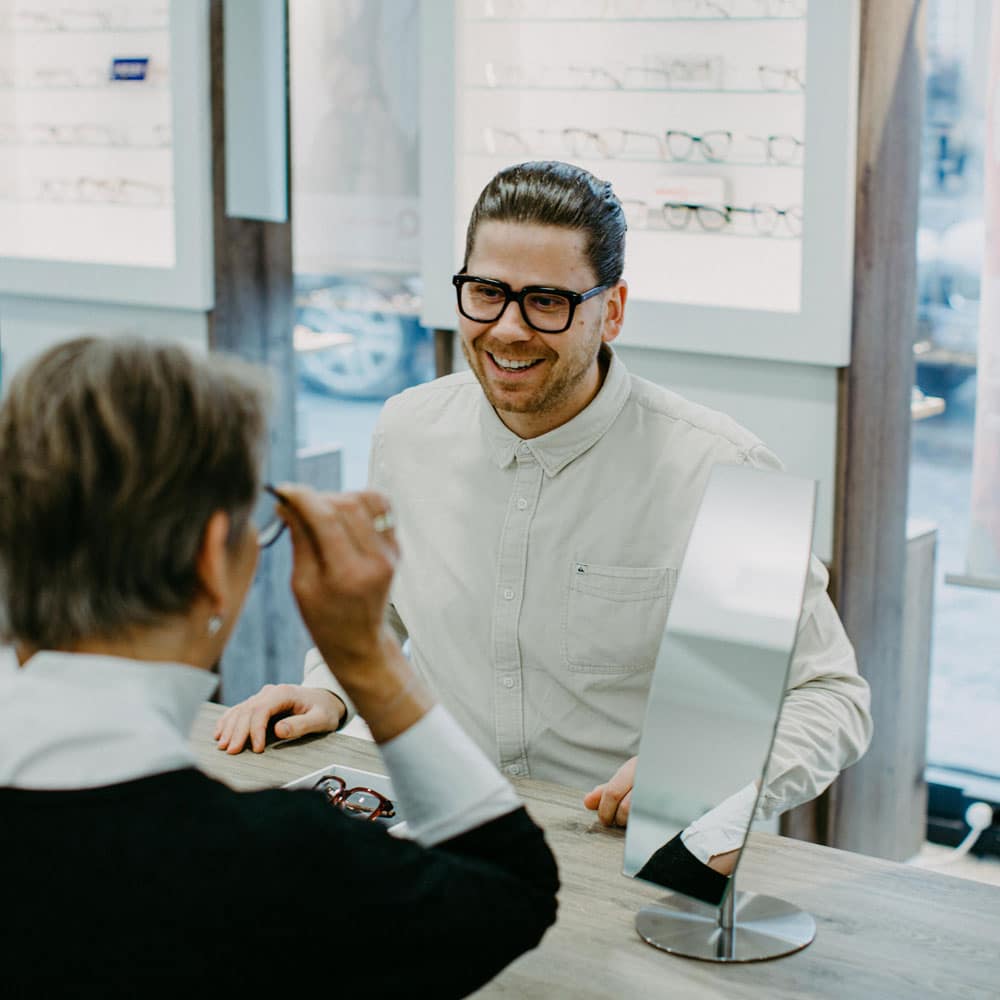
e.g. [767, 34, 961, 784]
[214, 684, 345, 754]
[583, 755, 638, 828]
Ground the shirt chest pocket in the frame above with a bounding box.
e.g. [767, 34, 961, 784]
[561, 561, 678, 674]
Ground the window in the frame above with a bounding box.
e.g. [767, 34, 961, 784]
[909, 1, 999, 807]
[289, 0, 434, 489]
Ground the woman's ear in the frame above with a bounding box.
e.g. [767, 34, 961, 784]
[196, 511, 232, 610]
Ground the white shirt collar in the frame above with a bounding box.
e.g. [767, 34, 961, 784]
[0, 648, 218, 789]
[478, 345, 631, 476]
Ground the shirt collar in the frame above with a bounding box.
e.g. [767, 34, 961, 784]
[478, 345, 631, 476]
[0, 648, 218, 789]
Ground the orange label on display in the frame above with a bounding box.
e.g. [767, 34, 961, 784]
[648, 175, 727, 206]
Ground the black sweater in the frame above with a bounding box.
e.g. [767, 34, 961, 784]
[0, 768, 559, 998]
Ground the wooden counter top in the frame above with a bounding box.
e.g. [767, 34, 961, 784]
[192, 703, 1000, 999]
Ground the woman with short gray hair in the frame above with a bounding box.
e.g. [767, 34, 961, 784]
[0, 336, 557, 996]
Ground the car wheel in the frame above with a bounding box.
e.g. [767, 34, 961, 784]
[915, 364, 973, 401]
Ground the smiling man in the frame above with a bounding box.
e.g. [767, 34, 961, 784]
[450, 220, 622, 439]
[219, 161, 872, 876]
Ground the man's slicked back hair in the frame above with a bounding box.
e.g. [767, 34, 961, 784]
[462, 160, 627, 286]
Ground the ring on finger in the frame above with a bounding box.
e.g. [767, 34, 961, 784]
[373, 510, 396, 533]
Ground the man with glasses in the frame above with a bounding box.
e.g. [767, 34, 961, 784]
[219, 160, 872, 877]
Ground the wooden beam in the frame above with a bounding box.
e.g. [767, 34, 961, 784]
[782, 0, 926, 859]
[207, 0, 309, 704]
[434, 327, 455, 377]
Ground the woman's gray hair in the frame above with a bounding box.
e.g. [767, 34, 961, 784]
[0, 336, 272, 649]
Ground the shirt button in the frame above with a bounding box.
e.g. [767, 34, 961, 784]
[517, 497, 528, 510]
[503, 588, 515, 600]
[506, 764, 522, 776]
[502, 676, 516, 689]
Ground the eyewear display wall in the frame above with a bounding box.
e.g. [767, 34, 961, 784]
[0, 0, 174, 266]
[458, 2, 807, 314]
[0, 0, 213, 309]
[423, 0, 859, 367]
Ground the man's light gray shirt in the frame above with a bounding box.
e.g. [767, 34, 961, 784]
[306, 349, 872, 816]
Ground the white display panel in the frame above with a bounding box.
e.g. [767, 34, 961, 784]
[0, 0, 213, 309]
[289, 0, 421, 276]
[421, 0, 858, 367]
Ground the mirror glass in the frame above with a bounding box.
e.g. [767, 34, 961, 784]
[623, 463, 817, 906]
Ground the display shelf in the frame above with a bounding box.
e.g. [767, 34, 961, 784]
[8, 26, 170, 34]
[468, 152, 803, 168]
[1, 9, 169, 32]
[467, 85, 804, 95]
[622, 228, 802, 240]
[0, 83, 170, 92]
[0, 0, 213, 308]
[467, 15, 805, 22]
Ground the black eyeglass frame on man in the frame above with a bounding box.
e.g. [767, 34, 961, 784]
[452, 272, 608, 334]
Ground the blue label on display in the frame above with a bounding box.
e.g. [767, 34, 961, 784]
[110, 57, 150, 82]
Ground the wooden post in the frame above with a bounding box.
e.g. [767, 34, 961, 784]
[782, 0, 926, 859]
[207, 0, 311, 704]
[434, 327, 455, 377]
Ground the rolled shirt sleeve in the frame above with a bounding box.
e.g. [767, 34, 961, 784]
[681, 781, 759, 863]
[756, 552, 873, 820]
[682, 553, 871, 862]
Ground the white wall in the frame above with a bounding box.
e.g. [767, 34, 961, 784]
[0, 294, 209, 391]
[615, 344, 838, 564]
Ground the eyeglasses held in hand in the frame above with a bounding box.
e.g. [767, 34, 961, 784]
[253, 484, 288, 549]
[453, 273, 608, 333]
[313, 774, 397, 822]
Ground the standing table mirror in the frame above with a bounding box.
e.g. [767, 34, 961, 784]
[623, 461, 818, 962]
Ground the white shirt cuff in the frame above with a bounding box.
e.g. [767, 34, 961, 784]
[680, 781, 759, 864]
[379, 705, 522, 847]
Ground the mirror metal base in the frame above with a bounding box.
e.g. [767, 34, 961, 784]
[636, 890, 815, 963]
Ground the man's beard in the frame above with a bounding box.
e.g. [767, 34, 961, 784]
[462, 322, 602, 417]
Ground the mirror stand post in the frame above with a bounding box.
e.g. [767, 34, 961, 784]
[635, 873, 816, 963]
[718, 884, 736, 960]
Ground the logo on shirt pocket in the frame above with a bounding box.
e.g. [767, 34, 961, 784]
[562, 562, 677, 674]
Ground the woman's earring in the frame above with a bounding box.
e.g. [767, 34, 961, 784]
[207, 614, 223, 636]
